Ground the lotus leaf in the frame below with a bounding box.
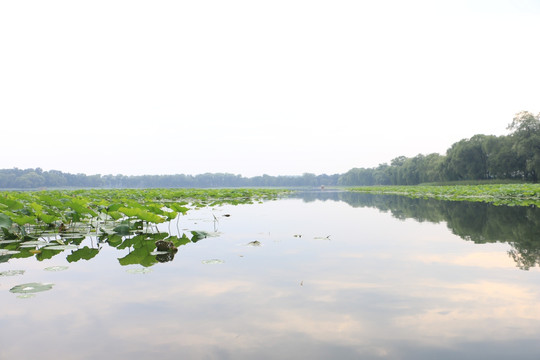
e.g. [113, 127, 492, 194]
[0, 197, 24, 210]
[0, 240, 20, 244]
[36, 248, 63, 261]
[10, 282, 54, 294]
[0, 249, 20, 255]
[44, 265, 69, 271]
[107, 203, 123, 212]
[45, 245, 78, 250]
[0, 270, 25, 276]
[66, 247, 99, 262]
[0, 213, 12, 229]
[19, 240, 47, 247]
[191, 231, 220, 242]
[113, 224, 132, 235]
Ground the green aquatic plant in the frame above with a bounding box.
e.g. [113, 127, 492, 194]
[66, 246, 100, 262]
[10, 282, 54, 294]
[0, 188, 285, 236]
[0, 188, 287, 266]
[348, 184, 540, 206]
[44, 265, 69, 271]
[0, 213, 12, 229]
[0, 270, 25, 276]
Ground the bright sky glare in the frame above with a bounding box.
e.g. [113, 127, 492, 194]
[1, 0, 539, 177]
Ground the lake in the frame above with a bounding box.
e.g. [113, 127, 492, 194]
[1, 190, 540, 359]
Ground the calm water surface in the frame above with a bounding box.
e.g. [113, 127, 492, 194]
[1, 191, 540, 359]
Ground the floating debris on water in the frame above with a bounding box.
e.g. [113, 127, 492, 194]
[246, 241, 261, 247]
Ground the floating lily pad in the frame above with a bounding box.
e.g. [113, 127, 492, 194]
[0, 249, 20, 255]
[0, 240, 20, 244]
[201, 259, 225, 265]
[44, 245, 79, 250]
[19, 240, 47, 248]
[44, 265, 69, 272]
[10, 282, 54, 294]
[0, 270, 25, 276]
[126, 268, 153, 274]
[20, 240, 47, 245]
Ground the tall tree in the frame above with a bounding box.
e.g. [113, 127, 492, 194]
[507, 111, 540, 181]
[445, 135, 489, 180]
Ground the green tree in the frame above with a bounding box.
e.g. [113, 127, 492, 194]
[484, 135, 525, 179]
[445, 135, 489, 180]
[507, 111, 540, 181]
[18, 171, 45, 188]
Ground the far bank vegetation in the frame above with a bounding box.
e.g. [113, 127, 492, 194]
[1, 111, 538, 188]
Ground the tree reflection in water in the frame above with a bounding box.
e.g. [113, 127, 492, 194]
[293, 190, 540, 270]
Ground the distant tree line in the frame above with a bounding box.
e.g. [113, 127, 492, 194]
[2, 111, 538, 189]
[0, 168, 340, 189]
[338, 111, 540, 185]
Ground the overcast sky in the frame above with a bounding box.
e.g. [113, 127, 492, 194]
[1, 0, 539, 177]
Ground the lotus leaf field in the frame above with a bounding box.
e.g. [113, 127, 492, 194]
[349, 184, 540, 207]
[0, 188, 286, 266]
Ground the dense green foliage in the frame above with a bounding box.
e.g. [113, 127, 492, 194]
[339, 111, 540, 185]
[0, 169, 339, 189]
[0, 188, 284, 228]
[349, 184, 540, 206]
[0, 188, 287, 266]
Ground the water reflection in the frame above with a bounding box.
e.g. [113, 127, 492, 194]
[2, 191, 540, 271]
[2, 191, 540, 359]
[292, 191, 540, 270]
